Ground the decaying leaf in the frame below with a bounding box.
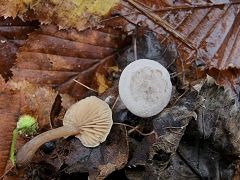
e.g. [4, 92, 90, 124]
[126, 89, 202, 179]
[105, 0, 240, 87]
[197, 80, 240, 155]
[0, 0, 30, 18]
[207, 68, 240, 90]
[12, 24, 127, 98]
[173, 81, 240, 180]
[96, 73, 109, 94]
[28, 125, 128, 180]
[0, 0, 120, 30]
[0, 77, 18, 176]
[0, 17, 39, 80]
[9, 80, 58, 129]
[0, 79, 57, 176]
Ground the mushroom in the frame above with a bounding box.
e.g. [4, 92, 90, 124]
[119, 59, 172, 117]
[16, 96, 113, 166]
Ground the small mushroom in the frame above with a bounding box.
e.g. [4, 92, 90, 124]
[119, 59, 172, 117]
[16, 96, 113, 166]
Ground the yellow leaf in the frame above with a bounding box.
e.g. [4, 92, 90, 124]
[96, 73, 109, 94]
[0, 0, 120, 30]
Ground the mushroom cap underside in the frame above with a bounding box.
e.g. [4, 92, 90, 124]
[63, 96, 113, 147]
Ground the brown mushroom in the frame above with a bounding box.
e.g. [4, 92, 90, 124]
[16, 96, 113, 167]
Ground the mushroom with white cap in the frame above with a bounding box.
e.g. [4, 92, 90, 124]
[16, 96, 113, 167]
[119, 59, 172, 117]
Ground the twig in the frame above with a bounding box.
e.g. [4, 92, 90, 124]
[111, 95, 119, 110]
[133, 28, 138, 60]
[73, 79, 97, 92]
[173, 89, 189, 105]
[127, 0, 196, 50]
[170, 72, 183, 78]
[152, 2, 240, 12]
[114, 123, 155, 136]
[128, 125, 140, 134]
[0, 165, 14, 180]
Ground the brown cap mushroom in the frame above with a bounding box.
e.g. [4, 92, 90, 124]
[16, 96, 113, 167]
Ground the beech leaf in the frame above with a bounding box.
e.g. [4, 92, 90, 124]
[0, 17, 39, 80]
[0, 79, 57, 176]
[106, 0, 240, 87]
[0, 0, 120, 30]
[11, 25, 127, 98]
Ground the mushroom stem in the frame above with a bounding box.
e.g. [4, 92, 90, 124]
[16, 126, 80, 167]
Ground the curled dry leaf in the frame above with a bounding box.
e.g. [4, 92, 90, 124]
[0, 17, 39, 80]
[106, 0, 240, 87]
[12, 24, 127, 98]
[0, 0, 120, 31]
[126, 90, 203, 178]
[0, 79, 57, 176]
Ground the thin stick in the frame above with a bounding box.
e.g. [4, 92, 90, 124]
[152, 2, 240, 12]
[173, 89, 189, 105]
[133, 29, 138, 60]
[0, 165, 14, 180]
[127, 0, 196, 50]
[73, 79, 97, 92]
[114, 122, 155, 136]
[128, 125, 140, 134]
[111, 95, 119, 110]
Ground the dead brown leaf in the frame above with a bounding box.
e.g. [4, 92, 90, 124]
[0, 0, 120, 31]
[11, 25, 127, 99]
[0, 79, 58, 176]
[0, 0, 29, 18]
[31, 125, 128, 180]
[105, 0, 240, 87]
[0, 77, 18, 176]
[8, 80, 58, 129]
[0, 17, 39, 80]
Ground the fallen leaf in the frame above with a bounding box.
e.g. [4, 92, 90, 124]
[0, 0, 120, 30]
[0, 77, 18, 176]
[0, 17, 39, 80]
[0, 79, 58, 176]
[0, 0, 30, 18]
[11, 24, 127, 98]
[233, 160, 240, 180]
[96, 73, 109, 94]
[207, 68, 240, 91]
[9, 80, 58, 129]
[30, 125, 128, 180]
[125, 89, 202, 179]
[197, 81, 240, 155]
[105, 0, 240, 87]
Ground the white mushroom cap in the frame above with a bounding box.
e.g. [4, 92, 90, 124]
[119, 59, 172, 117]
[63, 96, 113, 147]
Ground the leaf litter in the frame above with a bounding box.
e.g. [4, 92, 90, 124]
[0, 0, 240, 179]
[104, 0, 240, 88]
[0, 78, 57, 177]
[0, 17, 39, 80]
[12, 24, 128, 98]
